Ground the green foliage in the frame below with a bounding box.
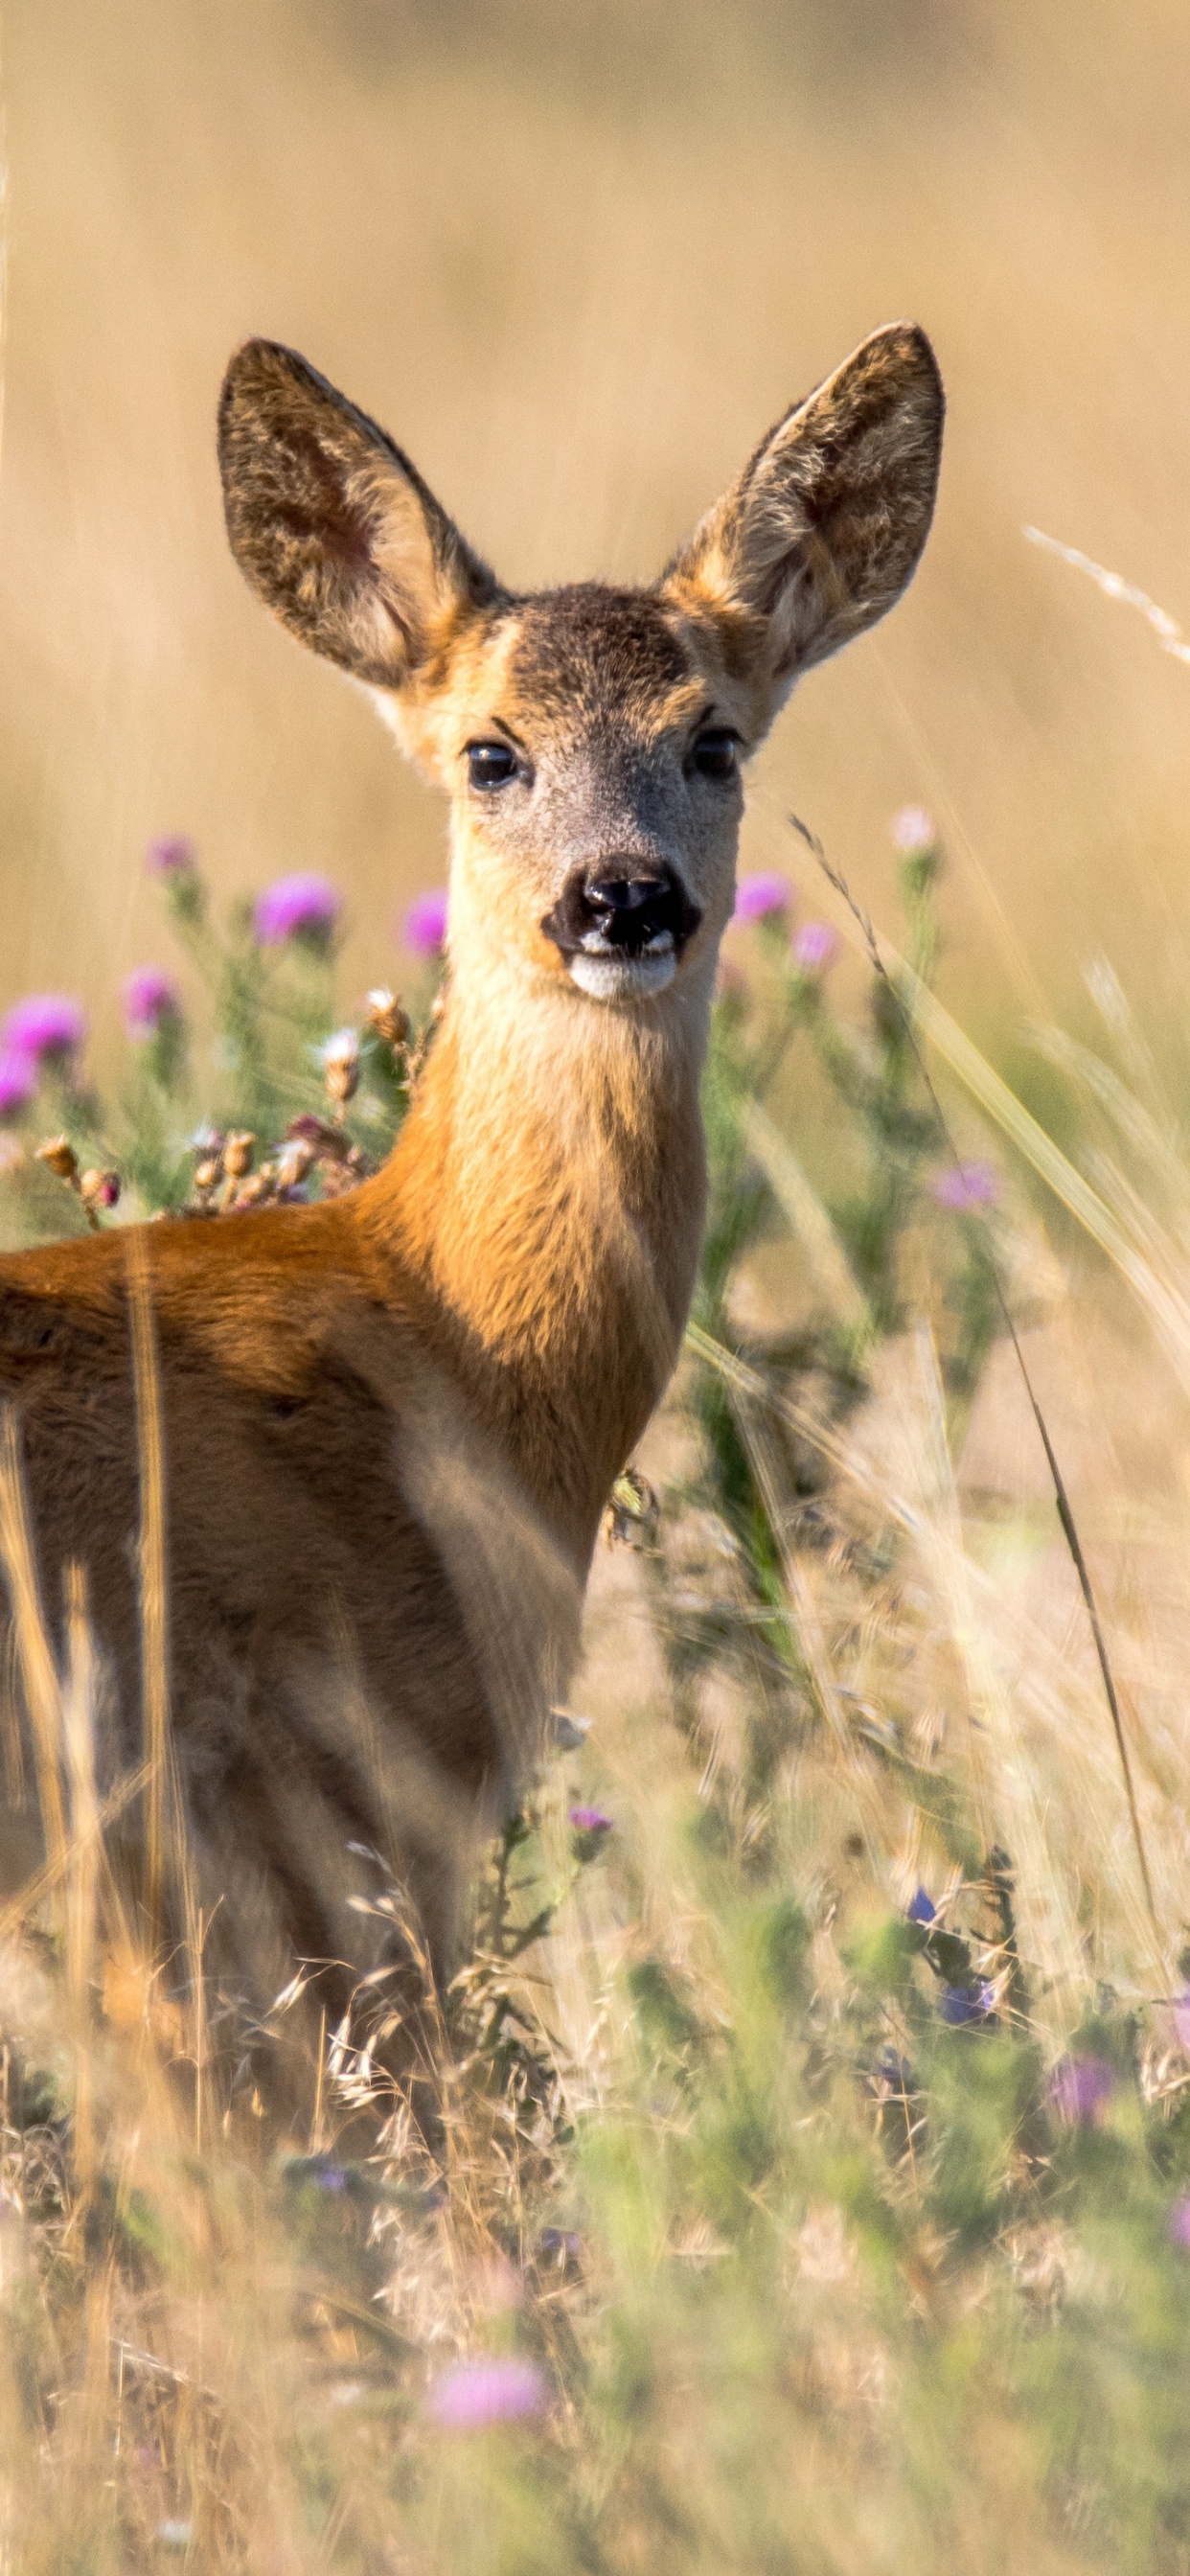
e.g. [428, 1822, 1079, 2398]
[2, 822, 1187, 2570]
[0, 849, 425, 1238]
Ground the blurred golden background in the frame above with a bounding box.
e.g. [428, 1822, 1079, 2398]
[3, 0, 1190, 1069]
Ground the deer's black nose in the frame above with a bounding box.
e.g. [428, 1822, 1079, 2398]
[541, 864, 702, 960]
[585, 877, 658, 917]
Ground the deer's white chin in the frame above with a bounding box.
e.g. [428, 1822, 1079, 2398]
[565, 951, 676, 1003]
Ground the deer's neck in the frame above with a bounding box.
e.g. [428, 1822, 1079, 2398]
[359, 953, 711, 1559]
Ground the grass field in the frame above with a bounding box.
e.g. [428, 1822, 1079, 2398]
[0, 822, 1186, 2568]
[4, 5, 1190, 2567]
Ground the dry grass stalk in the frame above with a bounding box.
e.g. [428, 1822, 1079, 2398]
[732, 1392, 883, 1858]
[744, 1100, 872, 1338]
[62, 1561, 98, 2193]
[125, 1225, 172, 1941]
[1024, 526, 1190, 667]
[0, 1406, 65, 1880]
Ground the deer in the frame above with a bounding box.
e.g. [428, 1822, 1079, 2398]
[0, 322, 942, 2075]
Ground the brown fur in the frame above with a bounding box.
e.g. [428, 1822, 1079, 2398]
[0, 323, 943, 2052]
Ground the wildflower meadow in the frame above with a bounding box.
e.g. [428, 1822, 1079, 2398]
[5, 8, 1190, 2564]
[0, 798, 1187, 2569]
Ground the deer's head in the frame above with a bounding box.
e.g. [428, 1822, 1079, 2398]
[218, 325, 943, 1009]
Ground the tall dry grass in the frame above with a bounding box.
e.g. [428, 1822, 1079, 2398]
[3, 9, 1190, 2568]
[0, 816, 1186, 2562]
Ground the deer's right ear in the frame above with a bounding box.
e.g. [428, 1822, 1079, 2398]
[218, 340, 502, 687]
[659, 322, 943, 725]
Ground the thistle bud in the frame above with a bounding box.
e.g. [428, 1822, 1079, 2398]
[322, 1029, 359, 1109]
[222, 1131, 255, 1181]
[194, 1157, 221, 1194]
[36, 1137, 79, 1184]
[80, 1169, 120, 1213]
[319, 1146, 366, 1198]
[365, 989, 411, 1052]
[286, 1113, 352, 1164]
[276, 1137, 315, 1192]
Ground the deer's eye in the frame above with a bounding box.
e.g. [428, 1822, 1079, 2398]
[690, 730, 739, 782]
[467, 741, 518, 791]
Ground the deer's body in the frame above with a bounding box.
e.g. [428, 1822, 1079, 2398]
[0, 326, 942, 2036]
[0, 952, 703, 1998]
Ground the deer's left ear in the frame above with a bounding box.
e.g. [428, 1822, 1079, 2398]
[659, 322, 943, 723]
[218, 339, 503, 688]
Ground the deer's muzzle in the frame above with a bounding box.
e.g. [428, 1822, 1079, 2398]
[540, 866, 702, 966]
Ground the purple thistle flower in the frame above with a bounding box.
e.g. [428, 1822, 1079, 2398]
[733, 871, 793, 926]
[427, 2357, 549, 2430]
[1169, 2196, 1190, 2249]
[906, 1887, 936, 1925]
[254, 872, 341, 947]
[568, 1806, 613, 1834]
[931, 1162, 999, 1214]
[123, 968, 180, 1041]
[1049, 2054, 1115, 2125]
[793, 920, 838, 975]
[146, 832, 197, 878]
[403, 886, 449, 956]
[0, 1049, 34, 1121]
[3, 995, 86, 1065]
[891, 804, 937, 855]
[538, 2227, 583, 2260]
[940, 1982, 995, 2026]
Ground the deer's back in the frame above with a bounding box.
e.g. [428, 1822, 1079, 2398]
[0, 1207, 507, 2028]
